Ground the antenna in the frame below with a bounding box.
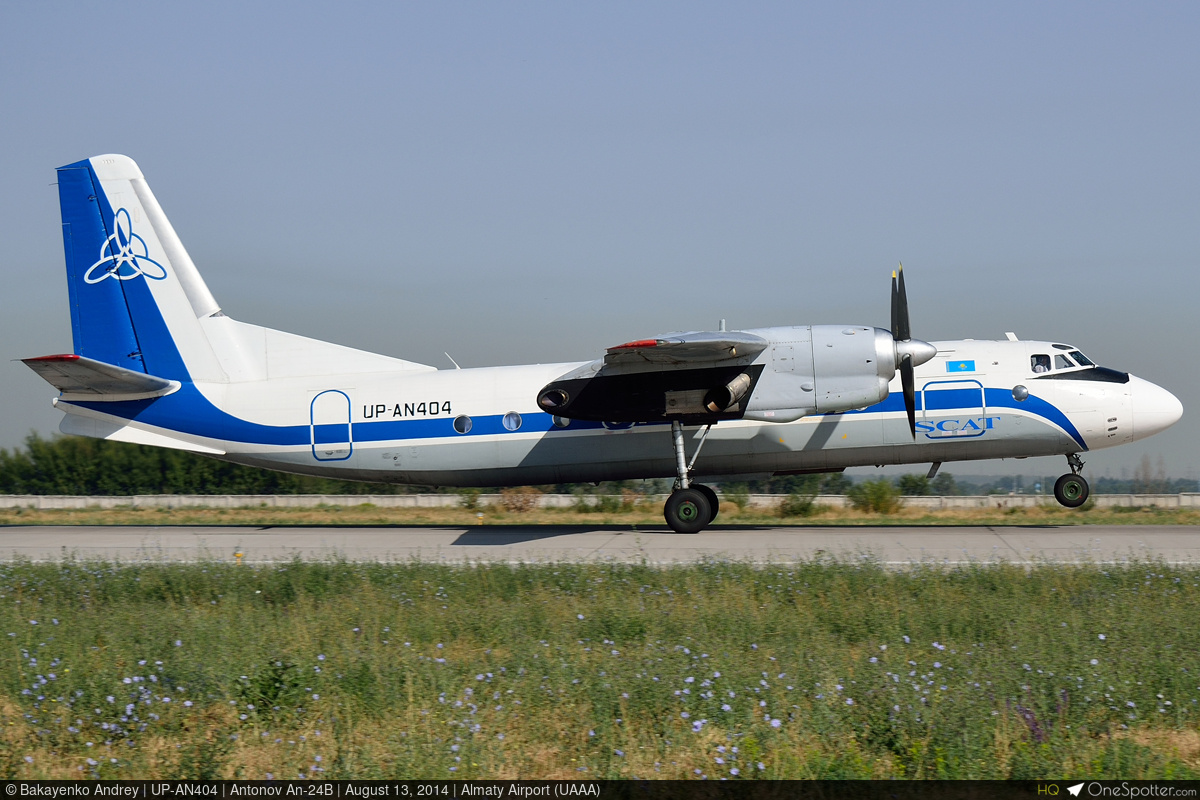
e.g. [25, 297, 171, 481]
[444, 352, 461, 370]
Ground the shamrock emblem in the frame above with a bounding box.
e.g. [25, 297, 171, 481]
[83, 208, 167, 284]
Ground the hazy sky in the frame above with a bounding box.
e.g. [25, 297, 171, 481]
[2, 2, 1197, 480]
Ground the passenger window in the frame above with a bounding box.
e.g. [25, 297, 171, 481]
[1031, 354, 1050, 373]
[1055, 354, 1075, 370]
[1070, 351, 1094, 366]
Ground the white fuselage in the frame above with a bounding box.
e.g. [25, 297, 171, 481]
[57, 337, 1180, 487]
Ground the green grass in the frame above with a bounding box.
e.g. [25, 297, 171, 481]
[0, 559, 1198, 779]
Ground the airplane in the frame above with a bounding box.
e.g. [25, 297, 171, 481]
[22, 155, 1184, 533]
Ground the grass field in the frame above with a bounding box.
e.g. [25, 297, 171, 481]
[0, 558, 1197, 779]
[2, 500, 1199, 527]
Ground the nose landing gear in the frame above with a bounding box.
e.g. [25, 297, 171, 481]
[664, 420, 719, 533]
[1053, 454, 1090, 508]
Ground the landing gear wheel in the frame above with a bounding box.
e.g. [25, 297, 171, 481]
[693, 484, 719, 523]
[665, 488, 712, 534]
[1054, 473, 1090, 508]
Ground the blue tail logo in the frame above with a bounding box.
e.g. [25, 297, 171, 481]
[83, 208, 167, 284]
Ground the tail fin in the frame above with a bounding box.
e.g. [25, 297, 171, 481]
[57, 155, 226, 382]
[52, 154, 436, 391]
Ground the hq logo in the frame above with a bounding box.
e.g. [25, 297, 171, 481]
[915, 416, 999, 438]
[84, 208, 168, 284]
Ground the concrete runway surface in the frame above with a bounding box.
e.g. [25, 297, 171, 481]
[0, 524, 1197, 564]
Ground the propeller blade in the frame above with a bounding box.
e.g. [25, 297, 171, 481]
[890, 263, 927, 437]
[901, 355, 916, 438]
[893, 263, 910, 342]
[891, 271, 899, 338]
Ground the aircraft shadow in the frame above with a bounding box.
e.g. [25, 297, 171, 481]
[447, 523, 899, 546]
[450, 525, 678, 546]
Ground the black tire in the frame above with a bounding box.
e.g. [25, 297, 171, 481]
[664, 488, 712, 534]
[1054, 473, 1090, 508]
[693, 484, 719, 523]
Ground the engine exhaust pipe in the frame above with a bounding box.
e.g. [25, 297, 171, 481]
[704, 373, 752, 413]
[538, 388, 570, 410]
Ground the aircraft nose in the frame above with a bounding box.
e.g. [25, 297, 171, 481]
[1129, 376, 1183, 440]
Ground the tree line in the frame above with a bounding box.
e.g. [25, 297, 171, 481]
[0, 433, 411, 496]
[2, 433, 1193, 496]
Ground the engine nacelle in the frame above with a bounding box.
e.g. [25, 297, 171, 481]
[743, 325, 905, 421]
[811, 325, 896, 412]
[535, 324, 934, 425]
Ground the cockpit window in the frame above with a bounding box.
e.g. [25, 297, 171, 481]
[1031, 354, 1050, 373]
[1055, 354, 1075, 370]
[1070, 351, 1094, 366]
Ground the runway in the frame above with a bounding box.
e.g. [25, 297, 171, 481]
[0, 524, 1197, 564]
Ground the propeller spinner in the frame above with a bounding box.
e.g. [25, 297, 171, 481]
[890, 265, 937, 437]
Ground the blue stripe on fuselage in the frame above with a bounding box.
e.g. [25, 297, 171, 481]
[984, 389, 1086, 450]
[70, 383, 612, 446]
[71, 381, 1087, 452]
[839, 388, 1086, 450]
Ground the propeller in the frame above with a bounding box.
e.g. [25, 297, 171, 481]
[890, 264, 935, 438]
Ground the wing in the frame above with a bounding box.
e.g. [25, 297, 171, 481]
[604, 331, 769, 367]
[539, 331, 769, 423]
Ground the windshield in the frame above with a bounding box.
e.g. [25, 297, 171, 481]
[1030, 347, 1128, 383]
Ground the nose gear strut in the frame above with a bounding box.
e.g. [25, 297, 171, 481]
[1053, 453, 1090, 508]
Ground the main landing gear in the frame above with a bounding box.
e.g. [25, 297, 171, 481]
[664, 421, 720, 533]
[1053, 453, 1090, 508]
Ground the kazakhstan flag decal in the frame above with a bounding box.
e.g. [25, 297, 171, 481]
[946, 360, 976, 373]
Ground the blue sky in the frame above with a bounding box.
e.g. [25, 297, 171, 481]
[2, 2, 1197, 480]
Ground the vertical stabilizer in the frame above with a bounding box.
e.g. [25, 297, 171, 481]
[56, 155, 226, 382]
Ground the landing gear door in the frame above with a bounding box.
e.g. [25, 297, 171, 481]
[310, 389, 353, 461]
[920, 379, 989, 439]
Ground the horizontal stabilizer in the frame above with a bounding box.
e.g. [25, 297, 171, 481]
[605, 331, 768, 367]
[22, 354, 180, 401]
